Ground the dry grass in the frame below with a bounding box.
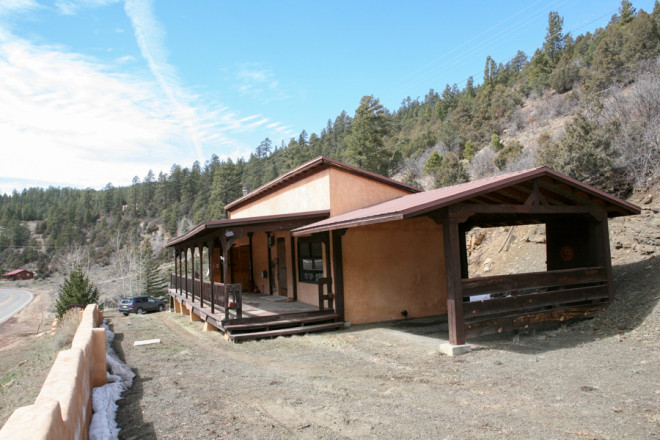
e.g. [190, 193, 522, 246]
[53, 308, 83, 348]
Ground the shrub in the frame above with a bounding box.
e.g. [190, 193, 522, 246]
[434, 152, 469, 188]
[537, 113, 618, 189]
[55, 265, 100, 319]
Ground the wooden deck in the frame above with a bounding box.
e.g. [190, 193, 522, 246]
[170, 289, 343, 341]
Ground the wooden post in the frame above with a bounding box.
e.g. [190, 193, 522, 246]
[174, 250, 178, 293]
[191, 246, 196, 303]
[459, 224, 469, 279]
[220, 230, 241, 321]
[223, 245, 230, 321]
[593, 212, 614, 302]
[184, 249, 188, 299]
[266, 232, 273, 295]
[443, 210, 466, 346]
[199, 244, 204, 307]
[290, 235, 297, 301]
[323, 232, 331, 281]
[248, 232, 255, 287]
[209, 241, 215, 314]
[331, 229, 347, 321]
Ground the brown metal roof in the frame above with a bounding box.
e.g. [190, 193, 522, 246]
[224, 156, 421, 212]
[1, 269, 32, 277]
[166, 210, 330, 248]
[292, 167, 641, 235]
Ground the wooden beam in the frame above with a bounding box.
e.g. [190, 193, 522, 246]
[483, 190, 524, 205]
[219, 231, 241, 321]
[184, 249, 188, 299]
[462, 266, 607, 298]
[449, 203, 604, 219]
[248, 233, 254, 287]
[465, 304, 605, 338]
[191, 246, 196, 302]
[331, 229, 347, 321]
[323, 232, 331, 285]
[199, 244, 204, 307]
[442, 210, 466, 346]
[463, 285, 609, 318]
[208, 241, 215, 314]
[290, 235, 297, 301]
[266, 232, 273, 295]
[595, 218, 614, 302]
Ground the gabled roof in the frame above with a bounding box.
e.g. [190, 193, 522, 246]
[292, 167, 640, 235]
[224, 156, 421, 212]
[2, 269, 32, 276]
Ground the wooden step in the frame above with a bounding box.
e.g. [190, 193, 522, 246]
[228, 321, 345, 342]
[224, 313, 339, 332]
[223, 310, 336, 326]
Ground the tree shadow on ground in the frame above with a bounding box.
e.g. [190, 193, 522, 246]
[348, 256, 659, 355]
[108, 322, 157, 440]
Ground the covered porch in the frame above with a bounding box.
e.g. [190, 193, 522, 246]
[167, 211, 344, 340]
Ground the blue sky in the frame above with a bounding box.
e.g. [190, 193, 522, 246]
[0, 0, 655, 195]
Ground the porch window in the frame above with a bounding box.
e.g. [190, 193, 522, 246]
[298, 238, 323, 283]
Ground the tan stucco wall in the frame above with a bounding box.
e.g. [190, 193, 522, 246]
[342, 217, 447, 324]
[328, 168, 412, 216]
[230, 169, 332, 219]
[0, 304, 106, 440]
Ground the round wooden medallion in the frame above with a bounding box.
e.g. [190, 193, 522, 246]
[560, 245, 575, 261]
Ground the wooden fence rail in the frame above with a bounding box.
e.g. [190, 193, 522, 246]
[461, 266, 609, 337]
[170, 274, 242, 317]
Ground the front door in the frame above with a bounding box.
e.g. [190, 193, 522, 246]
[230, 245, 253, 292]
[276, 238, 288, 297]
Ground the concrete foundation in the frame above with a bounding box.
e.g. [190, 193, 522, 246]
[439, 342, 471, 356]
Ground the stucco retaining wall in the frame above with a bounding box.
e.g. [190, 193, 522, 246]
[0, 304, 107, 440]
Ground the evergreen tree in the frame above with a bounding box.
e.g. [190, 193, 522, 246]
[55, 265, 100, 319]
[141, 241, 168, 299]
[543, 11, 567, 65]
[433, 152, 469, 188]
[343, 95, 392, 175]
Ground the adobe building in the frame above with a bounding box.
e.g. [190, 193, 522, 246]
[167, 156, 639, 351]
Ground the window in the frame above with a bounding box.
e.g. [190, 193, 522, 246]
[298, 238, 324, 283]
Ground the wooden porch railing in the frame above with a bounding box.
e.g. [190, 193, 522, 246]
[461, 266, 609, 337]
[170, 274, 242, 318]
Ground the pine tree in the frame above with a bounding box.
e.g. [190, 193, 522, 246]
[141, 241, 168, 299]
[543, 11, 567, 65]
[343, 95, 392, 175]
[55, 265, 100, 319]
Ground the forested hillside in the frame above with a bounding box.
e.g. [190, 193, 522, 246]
[1, 1, 659, 278]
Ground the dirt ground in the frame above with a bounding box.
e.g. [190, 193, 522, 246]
[110, 184, 660, 439]
[1, 185, 659, 438]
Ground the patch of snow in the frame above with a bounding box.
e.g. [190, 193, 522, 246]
[89, 322, 135, 440]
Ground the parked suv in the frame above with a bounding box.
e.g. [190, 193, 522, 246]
[118, 296, 165, 316]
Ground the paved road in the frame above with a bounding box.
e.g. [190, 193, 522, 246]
[0, 289, 34, 325]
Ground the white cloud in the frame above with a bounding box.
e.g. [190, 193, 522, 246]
[55, 0, 120, 16]
[234, 63, 291, 103]
[0, 1, 298, 194]
[0, 36, 195, 191]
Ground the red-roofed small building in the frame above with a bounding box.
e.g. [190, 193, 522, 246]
[166, 156, 640, 349]
[1, 269, 34, 281]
